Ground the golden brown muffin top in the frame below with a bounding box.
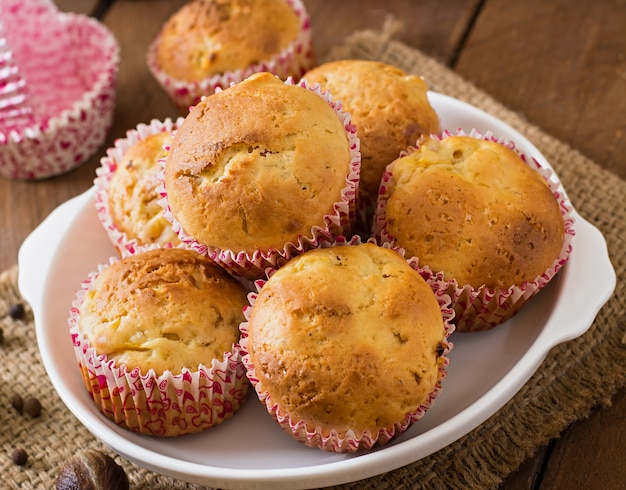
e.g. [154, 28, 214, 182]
[302, 60, 440, 203]
[164, 72, 351, 254]
[383, 135, 565, 289]
[246, 243, 446, 435]
[78, 248, 248, 376]
[107, 132, 180, 247]
[156, 0, 301, 82]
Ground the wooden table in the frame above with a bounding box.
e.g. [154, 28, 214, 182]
[1, 1, 624, 488]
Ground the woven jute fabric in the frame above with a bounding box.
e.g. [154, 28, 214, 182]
[1, 28, 625, 490]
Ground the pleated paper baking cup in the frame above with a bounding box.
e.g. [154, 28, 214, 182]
[146, 0, 315, 113]
[374, 129, 575, 332]
[94, 118, 185, 255]
[0, 2, 119, 179]
[157, 77, 361, 281]
[239, 239, 455, 452]
[68, 250, 249, 437]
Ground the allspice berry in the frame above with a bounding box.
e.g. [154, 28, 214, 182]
[56, 450, 129, 490]
[23, 396, 42, 418]
[11, 448, 28, 466]
[11, 394, 23, 414]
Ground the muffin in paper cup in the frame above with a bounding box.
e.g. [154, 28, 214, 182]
[240, 240, 454, 452]
[68, 246, 250, 436]
[0, 1, 119, 179]
[146, 0, 315, 113]
[94, 118, 185, 255]
[374, 129, 575, 332]
[301, 59, 442, 233]
[158, 73, 361, 280]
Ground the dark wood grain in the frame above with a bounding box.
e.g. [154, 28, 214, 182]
[454, 0, 626, 181]
[54, 0, 98, 15]
[305, 0, 481, 65]
[498, 446, 550, 490]
[540, 389, 626, 490]
[1, 1, 624, 489]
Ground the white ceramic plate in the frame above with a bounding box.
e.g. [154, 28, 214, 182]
[18, 93, 616, 490]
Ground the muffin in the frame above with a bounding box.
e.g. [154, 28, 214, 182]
[374, 131, 575, 332]
[69, 247, 250, 436]
[160, 72, 360, 279]
[301, 60, 440, 222]
[240, 242, 454, 452]
[95, 118, 184, 254]
[147, 0, 315, 112]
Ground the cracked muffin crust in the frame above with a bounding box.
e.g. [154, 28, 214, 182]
[163, 72, 354, 255]
[77, 247, 248, 376]
[243, 243, 450, 450]
[380, 134, 565, 289]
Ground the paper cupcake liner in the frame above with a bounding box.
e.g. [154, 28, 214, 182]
[146, 0, 315, 113]
[68, 253, 249, 437]
[0, 23, 35, 130]
[239, 237, 455, 452]
[373, 129, 576, 333]
[94, 117, 185, 255]
[157, 77, 361, 281]
[0, 7, 119, 180]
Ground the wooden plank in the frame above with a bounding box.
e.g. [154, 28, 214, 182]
[304, 0, 481, 64]
[54, 0, 99, 15]
[540, 389, 626, 489]
[453, 0, 626, 180]
[99, 0, 186, 136]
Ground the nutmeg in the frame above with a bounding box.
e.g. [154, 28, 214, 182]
[56, 449, 129, 490]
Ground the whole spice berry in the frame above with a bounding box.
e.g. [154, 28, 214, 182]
[11, 448, 28, 466]
[8, 303, 25, 320]
[11, 394, 24, 414]
[23, 396, 42, 418]
[56, 450, 129, 490]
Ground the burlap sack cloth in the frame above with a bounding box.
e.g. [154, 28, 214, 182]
[1, 27, 625, 490]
